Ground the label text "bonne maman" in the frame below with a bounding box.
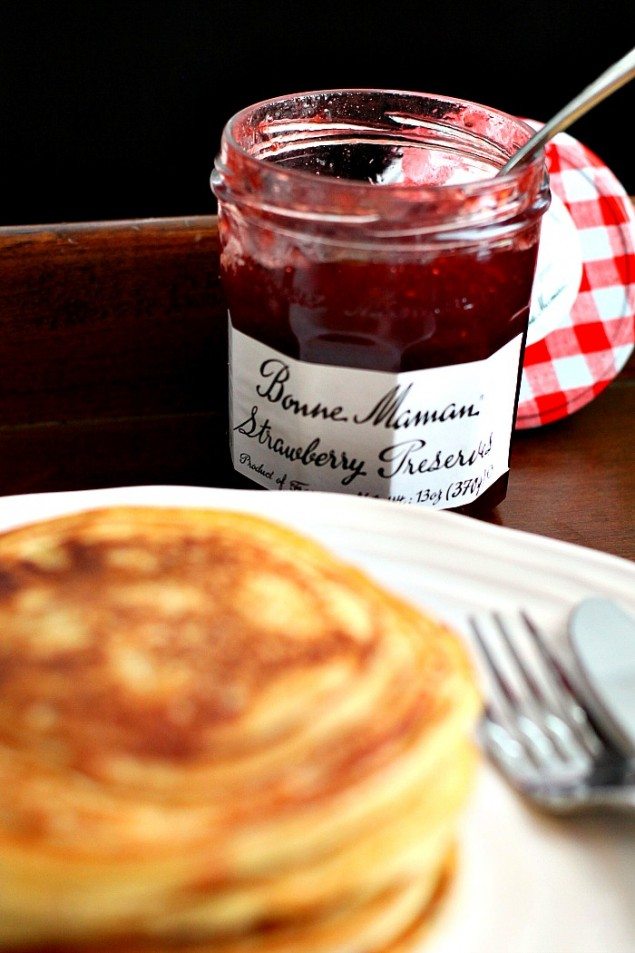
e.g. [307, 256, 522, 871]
[257, 360, 480, 430]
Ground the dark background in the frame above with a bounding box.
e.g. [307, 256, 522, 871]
[1, 0, 633, 227]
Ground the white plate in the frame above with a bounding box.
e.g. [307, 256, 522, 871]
[1, 486, 634, 953]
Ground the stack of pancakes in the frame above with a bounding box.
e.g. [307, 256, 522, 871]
[0, 507, 479, 952]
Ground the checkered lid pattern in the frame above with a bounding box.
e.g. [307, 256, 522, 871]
[516, 127, 635, 429]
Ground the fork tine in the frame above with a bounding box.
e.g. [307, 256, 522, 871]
[519, 611, 604, 758]
[492, 612, 592, 763]
[470, 610, 607, 772]
[470, 615, 516, 705]
[493, 612, 543, 698]
[469, 610, 630, 810]
[469, 615, 546, 772]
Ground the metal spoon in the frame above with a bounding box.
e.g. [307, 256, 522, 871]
[500, 45, 635, 175]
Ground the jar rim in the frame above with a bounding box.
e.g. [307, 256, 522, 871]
[219, 87, 544, 196]
[213, 88, 550, 239]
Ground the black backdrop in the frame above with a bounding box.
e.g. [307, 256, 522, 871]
[1, 0, 633, 226]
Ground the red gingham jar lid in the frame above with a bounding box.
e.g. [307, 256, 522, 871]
[516, 124, 635, 429]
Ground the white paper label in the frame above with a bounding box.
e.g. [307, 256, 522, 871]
[230, 323, 523, 507]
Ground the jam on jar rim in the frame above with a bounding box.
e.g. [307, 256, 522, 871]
[212, 88, 550, 241]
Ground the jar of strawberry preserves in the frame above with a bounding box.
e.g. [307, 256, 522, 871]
[211, 89, 550, 514]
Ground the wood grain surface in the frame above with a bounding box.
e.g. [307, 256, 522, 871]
[1, 216, 633, 559]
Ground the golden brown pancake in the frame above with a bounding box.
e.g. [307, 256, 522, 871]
[0, 506, 479, 952]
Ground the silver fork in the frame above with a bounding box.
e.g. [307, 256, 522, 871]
[469, 610, 635, 813]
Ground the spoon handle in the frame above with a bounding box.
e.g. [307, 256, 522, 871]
[500, 46, 635, 174]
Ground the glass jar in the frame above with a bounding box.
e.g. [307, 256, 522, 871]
[211, 89, 550, 514]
